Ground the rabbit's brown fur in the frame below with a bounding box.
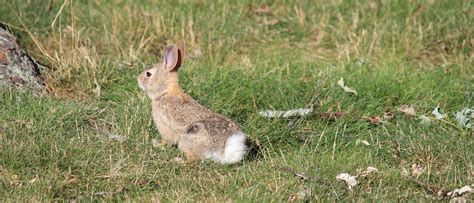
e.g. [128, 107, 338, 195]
[138, 44, 247, 164]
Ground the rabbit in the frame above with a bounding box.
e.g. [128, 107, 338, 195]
[137, 44, 248, 164]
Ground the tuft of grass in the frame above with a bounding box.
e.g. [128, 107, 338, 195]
[1, 0, 473, 201]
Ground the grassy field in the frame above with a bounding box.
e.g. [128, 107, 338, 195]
[1, 0, 473, 201]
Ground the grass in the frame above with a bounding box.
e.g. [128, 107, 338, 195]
[1, 0, 473, 201]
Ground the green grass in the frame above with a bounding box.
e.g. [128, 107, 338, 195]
[1, 0, 473, 201]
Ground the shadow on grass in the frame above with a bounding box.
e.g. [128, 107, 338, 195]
[244, 138, 264, 162]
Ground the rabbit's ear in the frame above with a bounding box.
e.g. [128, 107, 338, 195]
[177, 43, 185, 66]
[163, 44, 182, 72]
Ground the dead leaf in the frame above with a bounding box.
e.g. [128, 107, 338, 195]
[249, 4, 273, 15]
[447, 185, 473, 199]
[337, 78, 358, 96]
[383, 110, 394, 121]
[107, 133, 128, 142]
[338, 166, 380, 191]
[118, 61, 135, 70]
[411, 163, 424, 178]
[62, 177, 79, 185]
[28, 175, 39, 184]
[356, 139, 370, 146]
[360, 166, 378, 177]
[263, 18, 279, 26]
[399, 105, 416, 116]
[368, 116, 383, 124]
[336, 173, 357, 190]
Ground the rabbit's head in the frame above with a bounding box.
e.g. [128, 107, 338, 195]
[138, 44, 185, 99]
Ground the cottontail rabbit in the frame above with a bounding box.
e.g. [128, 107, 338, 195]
[138, 44, 248, 164]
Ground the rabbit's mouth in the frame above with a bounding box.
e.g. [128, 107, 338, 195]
[137, 77, 145, 91]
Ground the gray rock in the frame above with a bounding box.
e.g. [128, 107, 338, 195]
[0, 24, 46, 95]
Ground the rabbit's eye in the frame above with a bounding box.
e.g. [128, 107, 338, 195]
[146, 72, 152, 77]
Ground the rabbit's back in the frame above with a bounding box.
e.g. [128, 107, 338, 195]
[153, 95, 241, 135]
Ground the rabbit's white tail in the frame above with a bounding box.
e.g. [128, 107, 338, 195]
[221, 131, 247, 164]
